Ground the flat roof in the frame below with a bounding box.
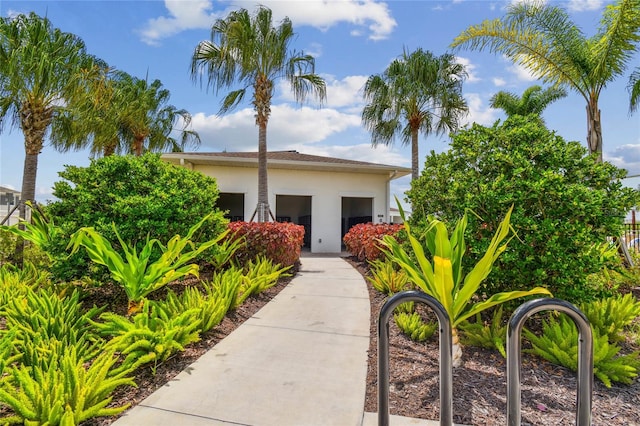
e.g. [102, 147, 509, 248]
[162, 150, 411, 179]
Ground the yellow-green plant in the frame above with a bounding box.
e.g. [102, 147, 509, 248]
[0, 345, 135, 425]
[0, 201, 58, 258]
[580, 293, 640, 343]
[68, 214, 226, 314]
[210, 236, 245, 269]
[524, 315, 640, 387]
[235, 257, 290, 308]
[381, 202, 551, 366]
[94, 302, 201, 374]
[394, 311, 437, 342]
[366, 258, 410, 295]
[459, 306, 508, 358]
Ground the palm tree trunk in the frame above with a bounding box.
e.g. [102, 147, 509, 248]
[452, 327, 463, 367]
[411, 127, 420, 181]
[133, 135, 145, 156]
[586, 97, 603, 163]
[257, 120, 269, 222]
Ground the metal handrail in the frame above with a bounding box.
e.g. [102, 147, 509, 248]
[377, 290, 453, 426]
[506, 298, 593, 426]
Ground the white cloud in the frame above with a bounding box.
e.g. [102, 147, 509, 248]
[568, 0, 603, 11]
[455, 56, 481, 83]
[463, 93, 499, 126]
[606, 144, 640, 176]
[493, 77, 506, 87]
[277, 74, 368, 110]
[140, 0, 396, 45]
[138, 0, 223, 46]
[510, 0, 548, 5]
[191, 104, 361, 150]
[506, 59, 540, 82]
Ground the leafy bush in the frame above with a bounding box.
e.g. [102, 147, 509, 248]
[226, 221, 304, 267]
[394, 311, 437, 342]
[45, 153, 227, 281]
[407, 116, 638, 303]
[343, 223, 403, 262]
[524, 314, 640, 387]
[366, 258, 410, 295]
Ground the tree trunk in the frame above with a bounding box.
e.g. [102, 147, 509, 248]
[411, 127, 420, 181]
[257, 120, 269, 222]
[133, 134, 145, 156]
[586, 96, 603, 163]
[452, 327, 463, 368]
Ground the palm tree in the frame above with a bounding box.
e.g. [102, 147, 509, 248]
[361, 48, 468, 181]
[490, 85, 567, 122]
[0, 13, 97, 220]
[451, 0, 640, 162]
[191, 6, 326, 222]
[629, 67, 640, 114]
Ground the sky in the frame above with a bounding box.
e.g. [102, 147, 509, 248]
[0, 0, 639, 210]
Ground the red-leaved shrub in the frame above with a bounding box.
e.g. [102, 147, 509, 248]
[343, 223, 403, 262]
[226, 221, 305, 268]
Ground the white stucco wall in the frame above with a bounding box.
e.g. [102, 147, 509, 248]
[190, 164, 392, 253]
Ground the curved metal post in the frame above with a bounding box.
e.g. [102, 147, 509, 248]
[377, 290, 453, 426]
[506, 298, 593, 426]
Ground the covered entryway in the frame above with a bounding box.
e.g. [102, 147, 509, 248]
[341, 197, 373, 241]
[218, 193, 245, 221]
[276, 195, 312, 248]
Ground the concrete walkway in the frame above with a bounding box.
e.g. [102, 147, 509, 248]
[113, 256, 447, 426]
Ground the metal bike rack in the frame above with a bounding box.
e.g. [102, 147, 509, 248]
[377, 290, 453, 426]
[506, 298, 593, 426]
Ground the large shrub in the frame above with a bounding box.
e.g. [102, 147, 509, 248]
[45, 153, 227, 280]
[226, 221, 304, 268]
[407, 115, 638, 303]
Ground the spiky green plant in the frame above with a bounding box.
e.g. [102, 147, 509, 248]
[94, 301, 201, 374]
[68, 214, 225, 314]
[235, 256, 290, 308]
[394, 311, 438, 342]
[0, 345, 135, 425]
[580, 293, 640, 342]
[366, 258, 410, 295]
[0, 202, 59, 257]
[459, 306, 507, 358]
[210, 236, 245, 269]
[524, 314, 640, 387]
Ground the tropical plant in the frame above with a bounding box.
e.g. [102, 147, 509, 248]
[191, 5, 326, 221]
[47, 153, 227, 281]
[408, 116, 638, 303]
[489, 85, 566, 122]
[0, 202, 59, 260]
[343, 222, 403, 262]
[629, 66, 640, 114]
[226, 221, 305, 267]
[94, 302, 202, 374]
[524, 314, 640, 387]
[0, 13, 100, 225]
[451, 0, 640, 162]
[380, 203, 551, 367]
[210, 235, 245, 269]
[459, 306, 508, 358]
[362, 48, 468, 180]
[579, 293, 640, 343]
[68, 215, 226, 314]
[366, 258, 410, 295]
[235, 257, 291, 308]
[0, 345, 135, 425]
[394, 311, 437, 342]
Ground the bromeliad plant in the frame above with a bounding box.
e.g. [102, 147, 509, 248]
[380, 202, 551, 367]
[68, 214, 226, 315]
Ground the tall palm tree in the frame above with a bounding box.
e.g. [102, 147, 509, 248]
[490, 85, 567, 122]
[629, 67, 640, 114]
[451, 0, 640, 162]
[0, 12, 97, 220]
[362, 48, 468, 181]
[191, 6, 326, 222]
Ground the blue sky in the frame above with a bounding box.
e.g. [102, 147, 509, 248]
[1, 0, 639, 207]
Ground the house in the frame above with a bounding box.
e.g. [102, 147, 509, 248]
[161, 151, 411, 254]
[0, 186, 21, 226]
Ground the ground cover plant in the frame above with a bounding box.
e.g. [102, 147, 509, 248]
[0, 215, 300, 425]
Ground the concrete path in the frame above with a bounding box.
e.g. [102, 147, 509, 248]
[113, 255, 450, 426]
